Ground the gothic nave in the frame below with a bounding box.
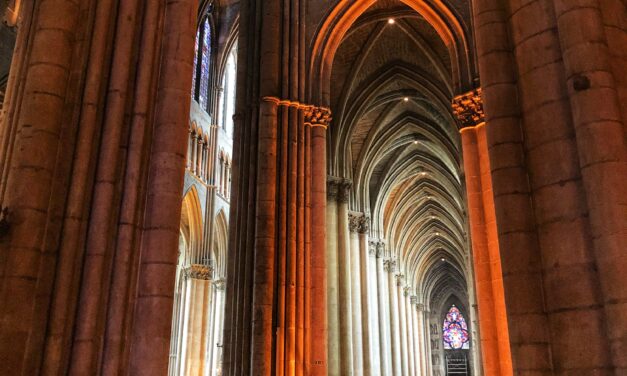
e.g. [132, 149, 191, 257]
[0, 0, 626, 375]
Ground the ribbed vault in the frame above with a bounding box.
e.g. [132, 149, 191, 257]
[325, 0, 474, 309]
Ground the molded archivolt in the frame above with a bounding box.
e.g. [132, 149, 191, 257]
[315, 0, 480, 374]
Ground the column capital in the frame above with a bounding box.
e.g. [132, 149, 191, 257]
[184, 264, 213, 280]
[395, 273, 405, 286]
[368, 240, 377, 256]
[304, 105, 332, 129]
[327, 177, 351, 202]
[416, 303, 426, 312]
[348, 213, 370, 234]
[213, 278, 226, 291]
[452, 88, 484, 128]
[410, 295, 418, 305]
[383, 258, 396, 273]
[376, 240, 386, 258]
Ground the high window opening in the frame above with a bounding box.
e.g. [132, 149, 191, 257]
[443, 305, 469, 350]
[168, 3, 237, 374]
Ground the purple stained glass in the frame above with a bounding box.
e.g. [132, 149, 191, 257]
[442, 305, 469, 350]
[191, 28, 200, 98]
[198, 18, 211, 110]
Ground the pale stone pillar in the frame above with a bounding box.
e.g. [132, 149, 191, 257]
[387, 262, 402, 375]
[183, 265, 212, 376]
[405, 294, 417, 375]
[377, 245, 393, 376]
[365, 240, 382, 375]
[210, 280, 225, 376]
[348, 212, 364, 374]
[326, 179, 340, 375]
[410, 297, 422, 376]
[397, 281, 409, 375]
[337, 181, 353, 374]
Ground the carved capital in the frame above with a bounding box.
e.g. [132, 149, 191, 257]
[452, 88, 484, 128]
[395, 273, 405, 286]
[368, 240, 377, 256]
[184, 264, 213, 280]
[348, 212, 360, 233]
[337, 179, 351, 203]
[376, 241, 386, 258]
[304, 106, 332, 129]
[383, 258, 396, 273]
[410, 295, 418, 305]
[416, 303, 426, 312]
[213, 278, 226, 291]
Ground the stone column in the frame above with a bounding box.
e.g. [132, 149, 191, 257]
[454, 89, 512, 376]
[348, 212, 364, 374]
[337, 181, 353, 374]
[553, 1, 627, 370]
[410, 297, 422, 376]
[397, 279, 409, 375]
[386, 260, 402, 375]
[366, 240, 382, 375]
[376, 243, 392, 376]
[183, 265, 213, 375]
[326, 178, 340, 375]
[405, 292, 416, 376]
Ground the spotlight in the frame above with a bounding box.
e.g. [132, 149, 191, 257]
[441, 257, 446, 262]
[413, 140, 418, 144]
[388, 18, 396, 24]
[403, 97, 409, 102]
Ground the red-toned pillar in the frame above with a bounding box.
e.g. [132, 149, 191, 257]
[454, 89, 513, 376]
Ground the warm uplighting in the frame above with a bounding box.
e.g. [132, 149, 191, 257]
[388, 18, 395, 24]
[420, 171, 427, 176]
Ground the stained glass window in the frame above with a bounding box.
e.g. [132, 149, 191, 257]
[191, 28, 200, 98]
[442, 305, 469, 350]
[198, 18, 211, 110]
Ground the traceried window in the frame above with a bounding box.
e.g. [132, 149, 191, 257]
[442, 305, 470, 350]
[218, 42, 237, 137]
[191, 16, 212, 112]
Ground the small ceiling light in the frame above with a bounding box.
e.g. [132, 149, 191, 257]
[441, 257, 446, 262]
[413, 140, 418, 145]
[435, 232, 441, 236]
[403, 97, 409, 102]
[421, 171, 427, 176]
[388, 18, 396, 24]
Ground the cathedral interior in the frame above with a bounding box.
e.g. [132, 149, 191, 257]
[0, 0, 626, 375]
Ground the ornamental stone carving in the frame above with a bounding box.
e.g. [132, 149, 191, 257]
[304, 105, 332, 129]
[348, 212, 361, 233]
[337, 179, 351, 203]
[184, 264, 213, 280]
[376, 241, 385, 258]
[452, 88, 484, 128]
[395, 274, 405, 287]
[368, 240, 377, 256]
[213, 278, 226, 291]
[410, 295, 418, 305]
[383, 258, 396, 273]
[403, 286, 411, 297]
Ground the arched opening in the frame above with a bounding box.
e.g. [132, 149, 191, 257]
[311, 0, 502, 374]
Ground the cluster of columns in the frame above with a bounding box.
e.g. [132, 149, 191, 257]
[187, 124, 219, 185]
[326, 179, 431, 376]
[453, 89, 513, 376]
[169, 264, 225, 376]
[469, 0, 627, 374]
[0, 0, 198, 374]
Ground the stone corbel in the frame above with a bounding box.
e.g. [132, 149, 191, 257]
[452, 88, 484, 129]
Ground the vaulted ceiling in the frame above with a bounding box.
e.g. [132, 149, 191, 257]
[328, 0, 476, 308]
